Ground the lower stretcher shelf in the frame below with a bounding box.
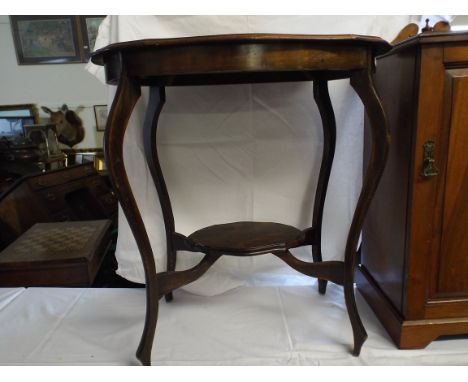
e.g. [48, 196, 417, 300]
[188, 221, 309, 255]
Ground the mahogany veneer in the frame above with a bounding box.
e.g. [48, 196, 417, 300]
[91, 33, 391, 365]
[189, 222, 306, 255]
[358, 30, 468, 349]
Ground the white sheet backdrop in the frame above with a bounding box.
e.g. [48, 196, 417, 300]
[86, 16, 415, 296]
[2, 285, 468, 365]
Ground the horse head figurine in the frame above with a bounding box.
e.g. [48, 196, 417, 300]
[41, 104, 85, 147]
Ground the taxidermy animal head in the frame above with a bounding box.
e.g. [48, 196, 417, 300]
[41, 104, 85, 147]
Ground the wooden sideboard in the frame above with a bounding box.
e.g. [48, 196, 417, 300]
[358, 31, 468, 348]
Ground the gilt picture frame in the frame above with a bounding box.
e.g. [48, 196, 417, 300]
[10, 16, 83, 65]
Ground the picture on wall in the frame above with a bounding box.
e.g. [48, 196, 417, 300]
[0, 104, 38, 138]
[94, 105, 108, 132]
[10, 15, 106, 65]
[80, 16, 106, 60]
[10, 16, 83, 64]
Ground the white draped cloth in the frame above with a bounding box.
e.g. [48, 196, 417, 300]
[2, 285, 468, 365]
[86, 16, 414, 296]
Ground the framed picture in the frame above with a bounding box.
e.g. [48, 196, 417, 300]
[80, 16, 106, 60]
[0, 104, 39, 138]
[94, 105, 108, 132]
[10, 16, 83, 65]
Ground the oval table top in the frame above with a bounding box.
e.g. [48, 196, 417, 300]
[91, 33, 391, 86]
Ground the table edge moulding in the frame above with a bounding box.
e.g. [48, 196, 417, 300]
[91, 33, 392, 365]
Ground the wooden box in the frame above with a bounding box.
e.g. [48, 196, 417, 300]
[0, 220, 111, 287]
[0, 163, 117, 250]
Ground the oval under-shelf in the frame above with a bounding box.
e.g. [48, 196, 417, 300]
[187, 221, 305, 255]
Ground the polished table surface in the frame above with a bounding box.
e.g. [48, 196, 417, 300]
[92, 33, 391, 85]
[92, 34, 392, 365]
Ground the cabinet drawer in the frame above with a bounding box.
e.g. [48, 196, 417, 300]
[444, 45, 468, 64]
[28, 164, 96, 190]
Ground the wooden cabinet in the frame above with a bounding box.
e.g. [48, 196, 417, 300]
[357, 31, 468, 348]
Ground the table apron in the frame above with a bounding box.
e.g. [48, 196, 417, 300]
[104, 44, 370, 85]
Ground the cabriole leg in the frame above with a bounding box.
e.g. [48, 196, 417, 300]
[142, 86, 177, 303]
[312, 80, 337, 295]
[345, 68, 390, 355]
[105, 69, 159, 366]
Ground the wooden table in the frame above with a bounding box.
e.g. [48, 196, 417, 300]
[91, 34, 391, 365]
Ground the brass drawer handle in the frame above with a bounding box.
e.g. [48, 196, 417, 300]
[421, 140, 439, 179]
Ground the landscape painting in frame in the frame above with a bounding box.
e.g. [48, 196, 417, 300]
[10, 16, 82, 64]
[81, 16, 105, 60]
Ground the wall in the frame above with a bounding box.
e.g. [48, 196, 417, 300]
[1, 14, 467, 150]
[452, 15, 468, 28]
[0, 15, 107, 149]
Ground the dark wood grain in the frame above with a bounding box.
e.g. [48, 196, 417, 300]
[361, 48, 418, 313]
[142, 86, 176, 302]
[358, 264, 468, 349]
[104, 65, 158, 366]
[274, 251, 344, 286]
[92, 33, 391, 365]
[436, 71, 468, 296]
[91, 33, 391, 65]
[356, 265, 404, 346]
[358, 32, 468, 349]
[312, 80, 337, 295]
[383, 30, 468, 55]
[92, 34, 390, 87]
[155, 254, 221, 298]
[188, 221, 307, 255]
[347, 67, 390, 356]
[405, 45, 445, 320]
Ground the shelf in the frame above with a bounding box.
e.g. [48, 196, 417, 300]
[187, 221, 306, 255]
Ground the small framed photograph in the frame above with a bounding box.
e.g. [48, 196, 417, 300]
[10, 16, 83, 65]
[0, 104, 38, 137]
[80, 16, 106, 61]
[94, 105, 108, 132]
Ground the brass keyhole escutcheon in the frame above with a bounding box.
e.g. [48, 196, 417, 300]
[421, 140, 439, 179]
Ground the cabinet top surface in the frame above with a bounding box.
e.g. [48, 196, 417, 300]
[383, 30, 468, 56]
[91, 33, 391, 66]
